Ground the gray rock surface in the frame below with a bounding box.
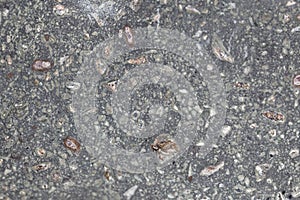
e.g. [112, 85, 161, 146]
[0, 0, 299, 199]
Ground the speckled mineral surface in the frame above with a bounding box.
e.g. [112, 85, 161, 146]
[0, 0, 300, 199]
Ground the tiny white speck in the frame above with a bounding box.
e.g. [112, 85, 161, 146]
[221, 125, 231, 136]
[207, 64, 214, 71]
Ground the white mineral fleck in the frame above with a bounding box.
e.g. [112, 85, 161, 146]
[193, 29, 203, 38]
[124, 185, 138, 200]
[66, 82, 81, 90]
[221, 125, 231, 137]
[188, 164, 193, 177]
[292, 185, 300, 198]
[185, 5, 201, 15]
[289, 148, 299, 158]
[255, 163, 271, 182]
[291, 26, 300, 33]
[195, 141, 205, 147]
[286, 0, 296, 6]
[211, 33, 234, 63]
[179, 89, 188, 94]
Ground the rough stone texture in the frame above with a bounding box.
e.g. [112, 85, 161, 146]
[0, 0, 299, 199]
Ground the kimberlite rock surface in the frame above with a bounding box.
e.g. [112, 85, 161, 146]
[0, 0, 300, 199]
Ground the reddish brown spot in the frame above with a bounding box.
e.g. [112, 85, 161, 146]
[104, 171, 110, 180]
[276, 113, 284, 121]
[33, 79, 39, 86]
[32, 162, 50, 172]
[128, 56, 147, 65]
[207, 166, 217, 170]
[36, 148, 46, 156]
[6, 72, 14, 79]
[32, 59, 53, 72]
[262, 111, 285, 122]
[44, 34, 50, 41]
[63, 136, 80, 153]
[31, 125, 38, 130]
[234, 82, 250, 89]
[188, 176, 193, 182]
